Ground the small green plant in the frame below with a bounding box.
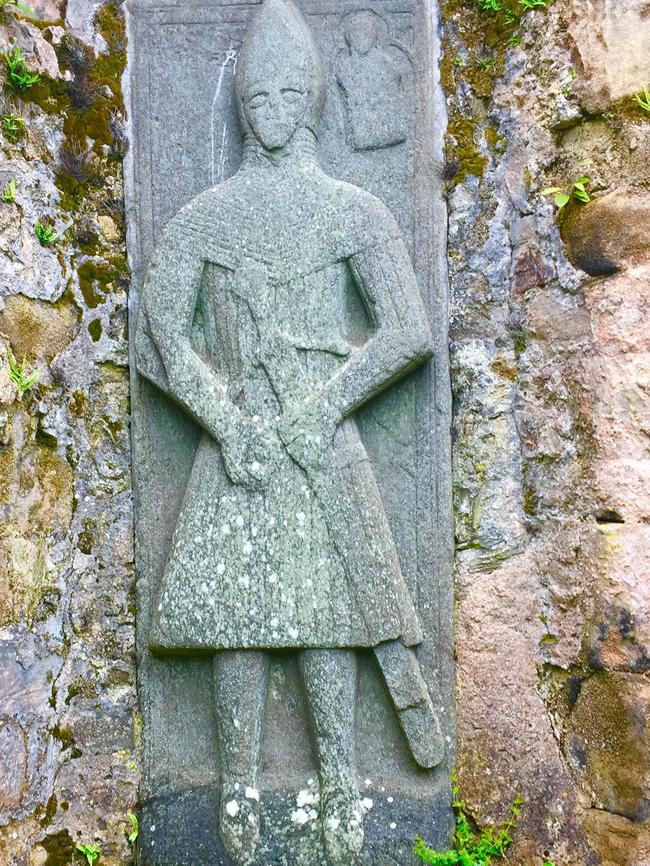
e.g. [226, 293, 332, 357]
[75, 843, 101, 866]
[4, 46, 40, 90]
[7, 348, 37, 394]
[1, 111, 25, 142]
[474, 56, 494, 71]
[477, 0, 518, 22]
[2, 0, 38, 16]
[127, 811, 139, 843]
[475, 0, 550, 24]
[2, 179, 16, 202]
[34, 219, 59, 245]
[414, 777, 522, 866]
[542, 176, 591, 208]
[633, 86, 650, 114]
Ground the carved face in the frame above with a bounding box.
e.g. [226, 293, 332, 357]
[346, 12, 378, 56]
[235, 0, 325, 148]
[243, 80, 308, 151]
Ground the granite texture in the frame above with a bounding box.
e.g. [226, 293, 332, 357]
[134, 1, 445, 861]
[127, 0, 453, 863]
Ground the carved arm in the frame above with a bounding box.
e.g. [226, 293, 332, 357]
[324, 236, 434, 422]
[278, 236, 433, 470]
[141, 230, 273, 488]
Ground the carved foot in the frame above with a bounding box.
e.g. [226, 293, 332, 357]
[321, 782, 364, 866]
[219, 780, 261, 866]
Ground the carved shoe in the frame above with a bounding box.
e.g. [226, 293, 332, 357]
[219, 780, 261, 866]
[321, 783, 364, 866]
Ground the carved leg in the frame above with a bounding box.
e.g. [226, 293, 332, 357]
[299, 648, 363, 866]
[213, 650, 270, 866]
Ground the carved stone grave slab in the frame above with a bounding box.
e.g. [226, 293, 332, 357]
[125, 0, 453, 863]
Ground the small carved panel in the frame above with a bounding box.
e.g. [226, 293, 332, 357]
[336, 10, 413, 151]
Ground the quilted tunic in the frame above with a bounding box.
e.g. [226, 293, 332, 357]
[136, 150, 432, 651]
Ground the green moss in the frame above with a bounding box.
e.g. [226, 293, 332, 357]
[28, 5, 129, 216]
[484, 123, 507, 154]
[133, 709, 143, 750]
[512, 330, 526, 354]
[77, 258, 127, 308]
[16, 72, 68, 114]
[51, 724, 75, 748]
[68, 391, 86, 416]
[104, 416, 124, 442]
[65, 675, 98, 704]
[73, 227, 101, 255]
[522, 484, 537, 516]
[39, 828, 75, 866]
[446, 115, 489, 182]
[87, 318, 102, 341]
[42, 793, 58, 827]
[77, 518, 96, 554]
[439, 0, 533, 187]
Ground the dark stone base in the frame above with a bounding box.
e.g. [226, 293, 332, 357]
[138, 784, 452, 866]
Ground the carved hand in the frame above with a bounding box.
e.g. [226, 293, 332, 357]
[278, 394, 337, 474]
[221, 420, 281, 490]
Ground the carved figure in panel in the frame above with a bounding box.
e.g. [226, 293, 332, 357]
[336, 9, 412, 151]
[136, 1, 442, 863]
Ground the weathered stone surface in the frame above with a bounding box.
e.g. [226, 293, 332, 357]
[128, 0, 452, 862]
[442, 0, 650, 863]
[561, 191, 650, 275]
[0, 295, 79, 363]
[582, 808, 650, 866]
[0, 2, 137, 864]
[568, 0, 650, 113]
[587, 524, 650, 674]
[565, 672, 650, 821]
[1, 0, 649, 863]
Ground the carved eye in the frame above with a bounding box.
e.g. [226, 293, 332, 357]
[248, 92, 268, 109]
[281, 88, 303, 104]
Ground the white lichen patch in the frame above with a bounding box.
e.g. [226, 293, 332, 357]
[290, 808, 311, 825]
[296, 789, 317, 808]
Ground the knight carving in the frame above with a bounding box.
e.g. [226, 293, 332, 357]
[135, 1, 443, 862]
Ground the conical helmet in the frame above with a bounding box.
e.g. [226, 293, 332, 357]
[235, 0, 325, 137]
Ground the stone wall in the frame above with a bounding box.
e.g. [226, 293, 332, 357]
[443, 1, 650, 864]
[0, 0, 648, 864]
[0, 1, 137, 864]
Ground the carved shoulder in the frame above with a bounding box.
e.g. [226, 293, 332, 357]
[150, 178, 244, 272]
[330, 181, 403, 258]
[164, 183, 233, 235]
